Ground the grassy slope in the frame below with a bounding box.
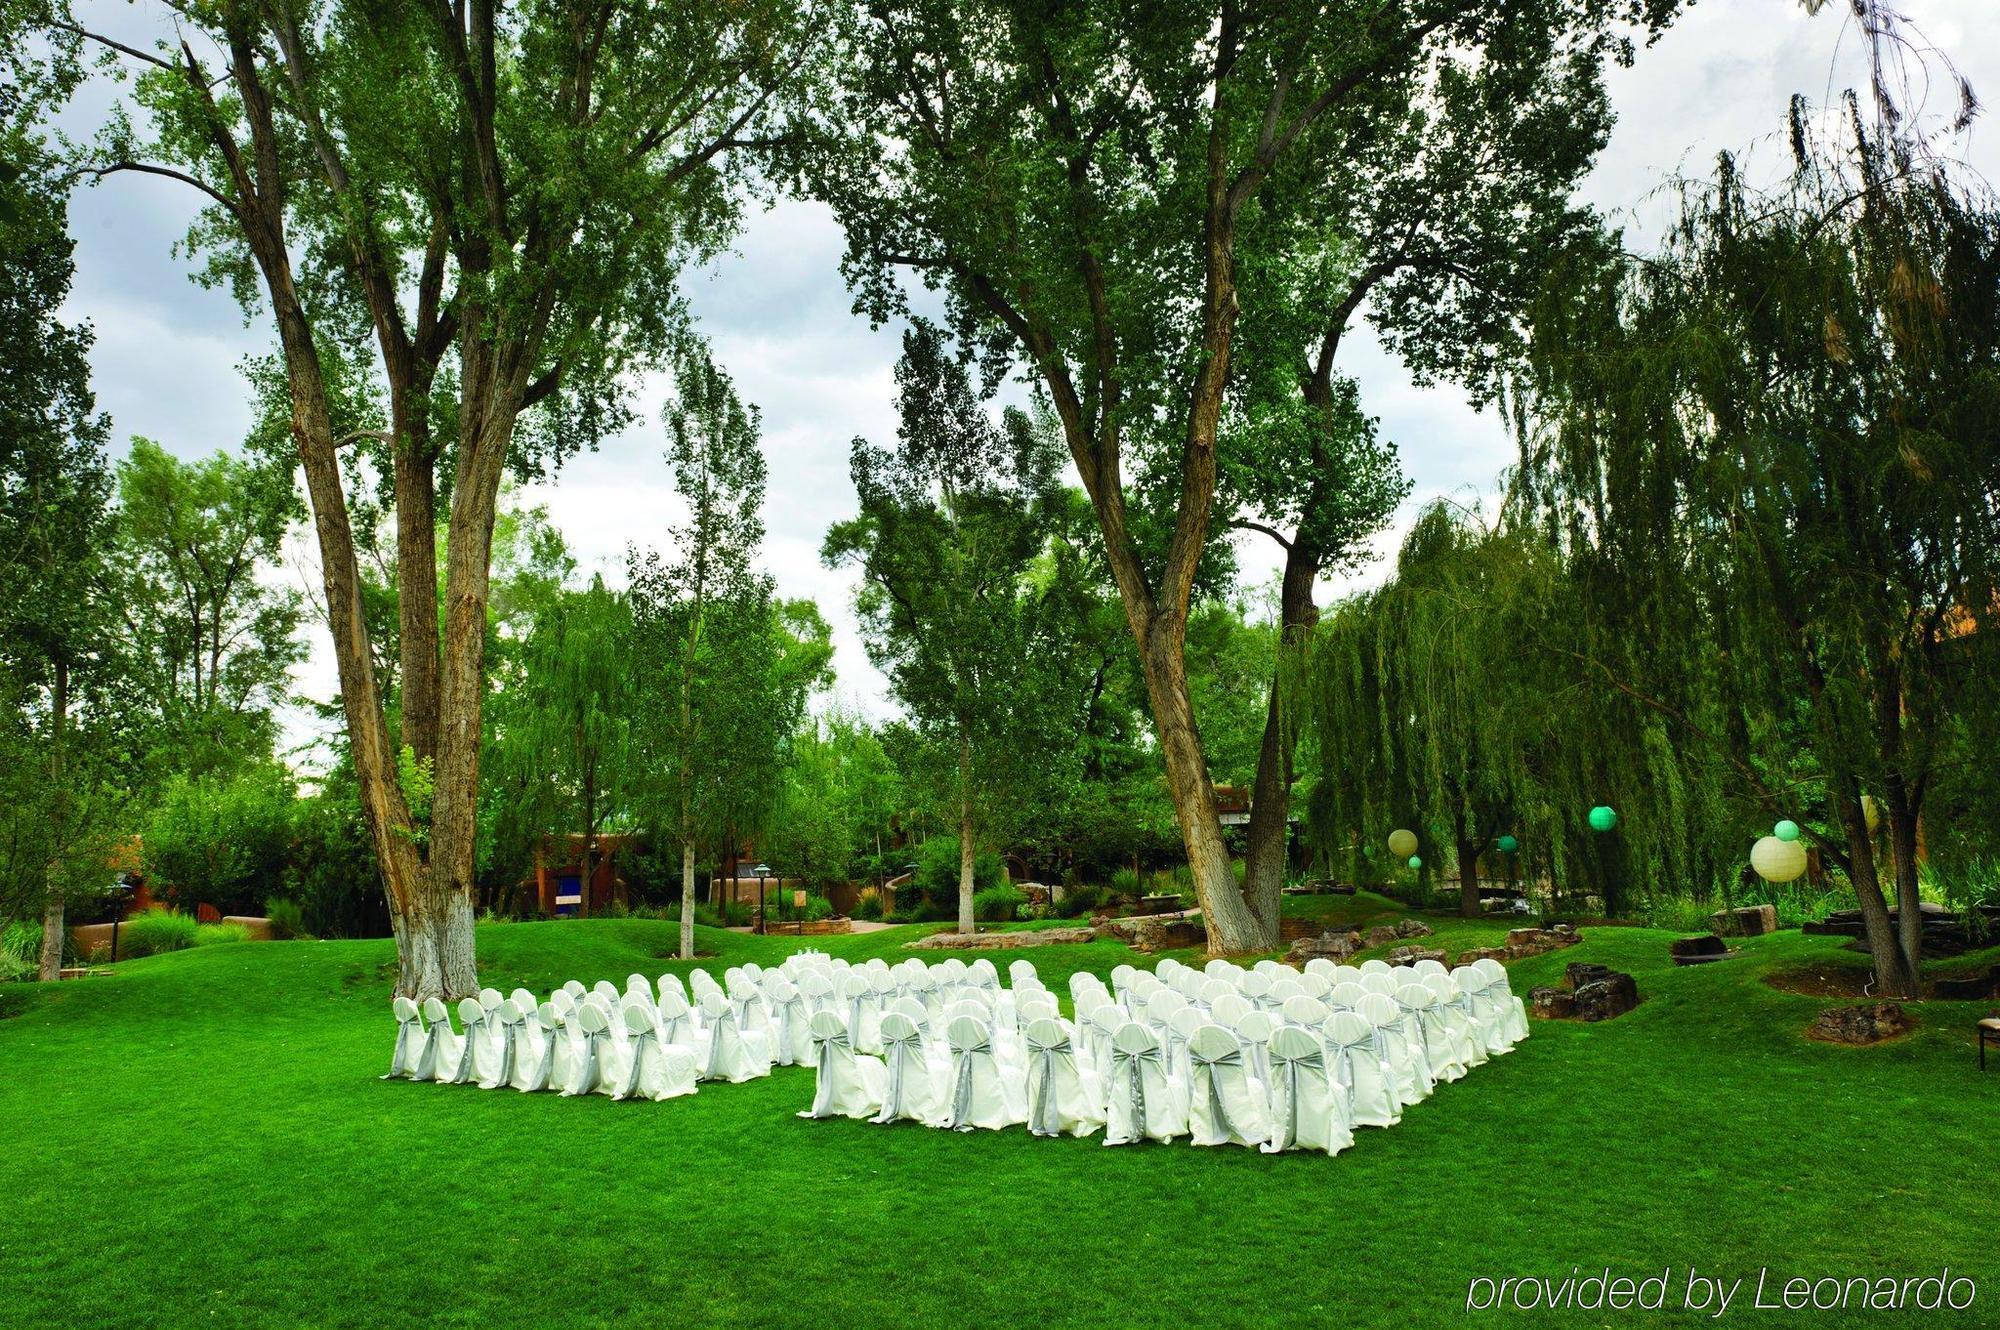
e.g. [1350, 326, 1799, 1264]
[3, 898, 1995, 1329]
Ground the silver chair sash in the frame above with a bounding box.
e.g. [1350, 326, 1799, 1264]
[383, 1012, 423, 1079]
[564, 1026, 606, 1096]
[1189, 1046, 1250, 1141]
[615, 1028, 659, 1100]
[1109, 1044, 1165, 1141]
[521, 1024, 556, 1092]
[1264, 1050, 1328, 1154]
[1028, 1039, 1076, 1137]
[872, 1029, 925, 1124]
[447, 1012, 486, 1084]
[945, 1038, 993, 1131]
[808, 1027, 853, 1117]
[482, 1018, 520, 1089]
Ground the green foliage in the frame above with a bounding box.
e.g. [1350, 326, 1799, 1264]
[971, 884, 1027, 923]
[1109, 868, 1142, 900]
[1050, 884, 1107, 919]
[141, 766, 296, 917]
[285, 767, 386, 939]
[117, 908, 199, 958]
[262, 898, 310, 941]
[799, 894, 834, 923]
[851, 887, 884, 922]
[194, 922, 249, 947]
[913, 836, 1002, 900]
[0, 920, 40, 981]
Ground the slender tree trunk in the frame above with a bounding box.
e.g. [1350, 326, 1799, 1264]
[680, 838, 696, 961]
[580, 774, 596, 921]
[1457, 834, 1483, 918]
[37, 660, 68, 982]
[1884, 788, 1924, 982]
[957, 732, 976, 934]
[1839, 796, 1916, 997]
[1241, 539, 1320, 934]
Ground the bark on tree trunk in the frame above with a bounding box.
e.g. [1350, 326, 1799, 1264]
[1882, 781, 1925, 983]
[37, 659, 67, 982]
[1840, 799, 1916, 997]
[1137, 616, 1264, 953]
[1457, 841, 1482, 919]
[680, 840, 696, 961]
[957, 733, 976, 935]
[1241, 539, 1320, 935]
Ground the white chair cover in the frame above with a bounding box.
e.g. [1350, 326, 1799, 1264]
[840, 971, 884, 1055]
[443, 997, 493, 1085]
[1473, 958, 1531, 1045]
[799, 1010, 886, 1120]
[480, 999, 525, 1089]
[941, 1015, 1025, 1131]
[1234, 1009, 1276, 1093]
[1263, 1023, 1355, 1155]
[1324, 1009, 1400, 1128]
[1358, 991, 1432, 1104]
[414, 997, 459, 1082]
[562, 1002, 613, 1096]
[698, 989, 771, 1083]
[614, 1000, 698, 1101]
[384, 997, 424, 1079]
[872, 1012, 943, 1125]
[1426, 970, 1491, 1070]
[1103, 1021, 1186, 1145]
[767, 977, 814, 1067]
[520, 1002, 564, 1092]
[1023, 1017, 1104, 1138]
[1398, 982, 1466, 1084]
[1186, 1024, 1266, 1147]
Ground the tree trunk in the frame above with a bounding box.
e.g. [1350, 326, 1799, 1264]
[37, 659, 68, 982]
[1457, 841, 1482, 919]
[680, 840, 696, 961]
[1136, 615, 1264, 953]
[1839, 797, 1916, 997]
[1241, 538, 1320, 934]
[957, 733, 976, 935]
[1883, 787, 1924, 983]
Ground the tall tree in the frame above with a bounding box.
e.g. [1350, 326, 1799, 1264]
[808, 0, 1679, 950]
[0, 124, 120, 977]
[630, 354, 818, 958]
[113, 438, 303, 773]
[64, 0, 820, 996]
[823, 325, 1069, 932]
[1517, 102, 2000, 994]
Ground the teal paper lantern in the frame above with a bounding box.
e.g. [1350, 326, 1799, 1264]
[1497, 834, 1519, 855]
[1407, 855, 1422, 870]
[1588, 804, 1618, 833]
[1774, 819, 1800, 842]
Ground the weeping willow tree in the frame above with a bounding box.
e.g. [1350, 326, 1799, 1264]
[1298, 501, 1736, 918]
[1515, 99, 2000, 994]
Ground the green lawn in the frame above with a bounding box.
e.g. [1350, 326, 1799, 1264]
[4, 899, 1995, 1328]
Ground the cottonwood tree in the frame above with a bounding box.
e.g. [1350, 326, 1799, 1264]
[808, 0, 1679, 950]
[630, 356, 824, 959]
[1518, 104, 2000, 994]
[62, 0, 819, 996]
[113, 439, 304, 774]
[824, 326, 1070, 932]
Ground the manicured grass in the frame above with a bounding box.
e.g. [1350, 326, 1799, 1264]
[4, 902, 1995, 1328]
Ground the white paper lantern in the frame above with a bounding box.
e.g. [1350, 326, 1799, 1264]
[1750, 835, 1807, 884]
[1862, 795, 1882, 834]
[1387, 828, 1418, 859]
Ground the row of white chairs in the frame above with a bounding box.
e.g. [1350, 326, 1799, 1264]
[798, 954, 1529, 1153]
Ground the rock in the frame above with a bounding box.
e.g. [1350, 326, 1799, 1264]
[1530, 986, 1575, 1019]
[1712, 904, 1779, 937]
[1092, 914, 1206, 953]
[1286, 930, 1362, 965]
[1566, 961, 1612, 990]
[1392, 917, 1434, 939]
[1457, 947, 1509, 966]
[1363, 925, 1400, 948]
[1933, 969, 1997, 1001]
[1669, 933, 1734, 965]
[1016, 882, 1051, 905]
[1386, 945, 1448, 969]
[1501, 927, 1583, 960]
[1573, 971, 1640, 1021]
[1807, 1002, 1912, 1045]
[1801, 919, 1862, 937]
[909, 927, 1095, 950]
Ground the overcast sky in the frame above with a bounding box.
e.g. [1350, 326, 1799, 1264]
[55, 0, 2000, 755]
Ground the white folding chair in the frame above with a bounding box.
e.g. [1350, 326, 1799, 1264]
[1103, 1021, 1186, 1145]
[1024, 1016, 1104, 1138]
[698, 988, 771, 1082]
[561, 1001, 612, 1096]
[799, 1010, 886, 1120]
[519, 1001, 564, 1092]
[1399, 981, 1468, 1083]
[614, 998, 698, 1101]
[1264, 1023, 1355, 1156]
[1325, 1009, 1401, 1128]
[1329, 981, 1368, 1012]
[1186, 1024, 1266, 1147]
[1473, 957, 1530, 1046]
[1235, 1008, 1276, 1094]
[940, 1014, 1025, 1131]
[1358, 959, 1392, 976]
[1427, 969, 1491, 1070]
[442, 996, 491, 1085]
[873, 1011, 942, 1125]
[1359, 990, 1433, 1104]
[383, 997, 425, 1080]
[480, 999, 527, 1089]
[766, 976, 813, 1067]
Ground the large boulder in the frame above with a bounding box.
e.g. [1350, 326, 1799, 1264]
[1713, 904, 1779, 937]
[910, 926, 1094, 950]
[1501, 926, 1582, 960]
[1669, 933, 1733, 965]
[1573, 971, 1640, 1021]
[1807, 1002, 1912, 1045]
[1092, 914, 1206, 953]
[1387, 945, 1449, 969]
[1456, 946, 1509, 967]
[1363, 924, 1400, 948]
[1286, 930, 1362, 966]
[1392, 917, 1434, 939]
[1530, 986, 1576, 1020]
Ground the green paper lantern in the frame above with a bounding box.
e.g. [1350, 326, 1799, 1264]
[1588, 804, 1618, 833]
[1497, 834, 1519, 855]
[1387, 828, 1418, 859]
[1774, 819, 1800, 842]
[1407, 855, 1422, 870]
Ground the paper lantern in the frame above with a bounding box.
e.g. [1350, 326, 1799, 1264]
[1862, 795, 1882, 834]
[1496, 834, 1519, 855]
[1774, 819, 1800, 843]
[1751, 835, 1807, 884]
[1406, 855, 1422, 870]
[1588, 805, 1618, 833]
[1387, 828, 1418, 858]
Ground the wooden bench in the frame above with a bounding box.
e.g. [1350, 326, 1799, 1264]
[1981, 1016, 2000, 1070]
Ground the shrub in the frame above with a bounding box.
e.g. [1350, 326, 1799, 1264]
[852, 887, 884, 921]
[973, 884, 1028, 923]
[195, 922, 250, 946]
[802, 894, 834, 922]
[1052, 883, 1108, 918]
[143, 766, 297, 916]
[914, 836, 1004, 900]
[0, 921, 41, 981]
[119, 909, 200, 958]
[1109, 867, 1143, 900]
[264, 897, 312, 940]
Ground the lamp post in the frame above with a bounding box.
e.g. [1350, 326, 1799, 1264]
[753, 863, 769, 935]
